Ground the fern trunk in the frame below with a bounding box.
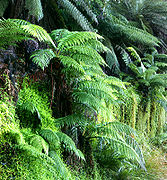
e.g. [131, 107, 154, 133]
[131, 96, 138, 129]
[150, 101, 157, 138]
[157, 106, 166, 135]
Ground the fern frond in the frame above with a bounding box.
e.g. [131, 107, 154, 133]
[155, 62, 167, 68]
[154, 54, 167, 63]
[40, 129, 60, 151]
[57, 0, 94, 31]
[150, 75, 166, 88]
[29, 134, 49, 155]
[25, 0, 44, 21]
[110, 121, 137, 137]
[84, 39, 108, 52]
[49, 151, 71, 179]
[100, 15, 159, 47]
[21, 24, 56, 48]
[0, 19, 30, 47]
[56, 132, 85, 160]
[95, 121, 137, 137]
[72, 91, 103, 113]
[106, 47, 120, 72]
[100, 135, 146, 170]
[128, 63, 142, 76]
[59, 55, 85, 74]
[50, 29, 71, 42]
[118, 46, 132, 66]
[65, 46, 106, 66]
[104, 76, 127, 89]
[77, 80, 118, 101]
[0, 19, 56, 48]
[31, 49, 56, 70]
[93, 131, 145, 170]
[72, 0, 98, 24]
[57, 31, 103, 50]
[55, 114, 88, 127]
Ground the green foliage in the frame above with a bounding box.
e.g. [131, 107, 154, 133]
[1, 11, 166, 179]
[25, 0, 43, 21]
[108, 0, 167, 39]
[31, 49, 56, 70]
[56, 131, 85, 160]
[0, 0, 9, 17]
[58, 0, 95, 31]
[0, 19, 56, 48]
[90, 121, 146, 170]
[98, 15, 159, 47]
[17, 80, 55, 129]
[0, 19, 30, 48]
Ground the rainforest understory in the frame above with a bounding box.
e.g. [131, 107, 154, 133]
[0, 0, 167, 180]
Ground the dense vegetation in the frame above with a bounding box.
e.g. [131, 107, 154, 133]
[0, 0, 167, 179]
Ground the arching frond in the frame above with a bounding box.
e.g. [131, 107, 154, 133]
[56, 132, 85, 160]
[98, 135, 145, 170]
[40, 129, 60, 151]
[21, 23, 56, 48]
[99, 15, 159, 47]
[0, 19, 56, 48]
